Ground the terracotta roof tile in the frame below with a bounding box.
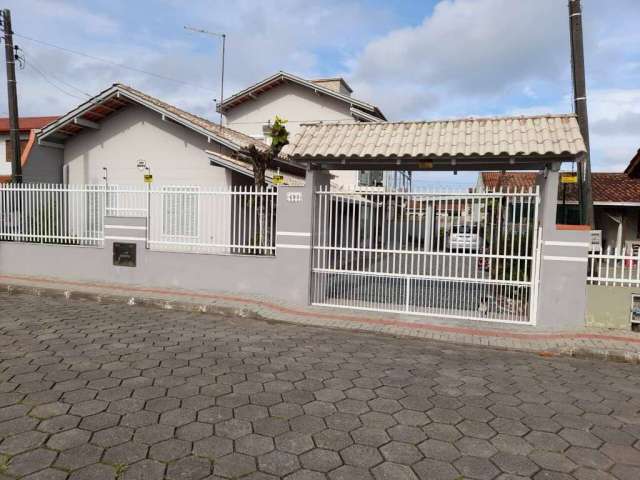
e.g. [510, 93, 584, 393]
[0, 116, 59, 132]
[481, 171, 640, 203]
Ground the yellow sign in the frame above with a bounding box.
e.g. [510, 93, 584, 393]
[418, 160, 433, 169]
[144, 174, 153, 183]
[560, 174, 578, 184]
[272, 174, 284, 185]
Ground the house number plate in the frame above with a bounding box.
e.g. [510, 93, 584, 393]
[287, 192, 303, 203]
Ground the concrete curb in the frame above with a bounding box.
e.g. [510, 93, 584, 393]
[2, 280, 639, 364]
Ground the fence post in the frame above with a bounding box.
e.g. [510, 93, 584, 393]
[271, 170, 330, 306]
[535, 165, 590, 329]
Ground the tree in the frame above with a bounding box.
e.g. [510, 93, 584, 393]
[240, 116, 289, 188]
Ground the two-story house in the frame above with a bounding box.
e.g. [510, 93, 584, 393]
[218, 71, 411, 190]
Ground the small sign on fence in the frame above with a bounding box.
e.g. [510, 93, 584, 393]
[144, 174, 153, 183]
[560, 173, 578, 184]
[590, 230, 602, 253]
[272, 174, 284, 185]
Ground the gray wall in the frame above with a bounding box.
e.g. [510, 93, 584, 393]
[0, 177, 327, 307]
[24, 144, 63, 183]
[63, 104, 233, 187]
[535, 167, 590, 330]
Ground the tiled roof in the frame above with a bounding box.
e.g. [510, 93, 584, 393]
[480, 172, 540, 190]
[39, 84, 265, 152]
[624, 149, 640, 178]
[218, 71, 386, 120]
[283, 115, 586, 160]
[481, 171, 640, 204]
[0, 116, 59, 132]
[206, 150, 305, 187]
[115, 84, 266, 151]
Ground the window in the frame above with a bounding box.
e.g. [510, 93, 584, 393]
[358, 170, 383, 187]
[5, 139, 27, 162]
[161, 187, 199, 239]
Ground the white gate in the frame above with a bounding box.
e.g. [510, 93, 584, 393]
[311, 186, 541, 324]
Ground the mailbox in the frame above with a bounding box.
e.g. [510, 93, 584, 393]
[113, 242, 136, 267]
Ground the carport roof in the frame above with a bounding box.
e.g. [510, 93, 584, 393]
[282, 114, 586, 171]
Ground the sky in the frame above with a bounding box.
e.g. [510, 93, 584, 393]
[1, 0, 638, 187]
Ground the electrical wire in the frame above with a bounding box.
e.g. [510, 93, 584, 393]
[14, 32, 217, 94]
[18, 46, 93, 99]
[22, 58, 87, 101]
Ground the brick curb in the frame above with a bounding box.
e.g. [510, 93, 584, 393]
[1, 275, 639, 364]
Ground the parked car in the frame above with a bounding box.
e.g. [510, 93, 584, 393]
[447, 225, 483, 251]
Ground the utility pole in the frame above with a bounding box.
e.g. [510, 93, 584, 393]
[184, 26, 226, 126]
[569, 0, 594, 227]
[1, 9, 22, 183]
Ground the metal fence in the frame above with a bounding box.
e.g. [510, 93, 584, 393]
[0, 183, 277, 255]
[312, 186, 541, 324]
[588, 248, 640, 287]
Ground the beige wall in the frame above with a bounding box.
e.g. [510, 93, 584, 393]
[63, 105, 233, 188]
[586, 284, 637, 329]
[224, 82, 360, 186]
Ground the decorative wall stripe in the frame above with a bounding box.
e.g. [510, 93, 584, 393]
[543, 255, 587, 263]
[104, 225, 148, 231]
[276, 244, 311, 250]
[105, 236, 147, 242]
[276, 231, 311, 237]
[543, 241, 590, 248]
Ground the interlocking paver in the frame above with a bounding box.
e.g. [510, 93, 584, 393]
[1, 294, 639, 480]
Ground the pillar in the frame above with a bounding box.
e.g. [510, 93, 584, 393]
[535, 164, 590, 330]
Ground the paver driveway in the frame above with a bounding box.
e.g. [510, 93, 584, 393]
[0, 293, 639, 480]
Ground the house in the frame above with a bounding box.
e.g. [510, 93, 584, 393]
[0, 116, 61, 183]
[478, 158, 640, 252]
[218, 71, 410, 190]
[36, 83, 304, 188]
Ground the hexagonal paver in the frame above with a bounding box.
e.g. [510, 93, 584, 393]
[380, 441, 423, 465]
[300, 448, 343, 472]
[418, 439, 461, 462]
[0, 430, 47, 454]
[454, 456, 500, 480]
[237, 433, 275, 456]
[159, 408, 196, 427]
[5, 447, 57, 477]
[341, 444, 383, 468]
[314, 428, 352, 451]
[276, 431, 315, 455]
[372, 461, 418, 480]
[351, 427, 390, 447]
[134, 423, 174, 444]
[102, 441, 148, 465]
[55, 443, 104, 471]
[214, 452, 257, 478]
[149, 438, 191, 462]
[492, 451, 539, 477]
[192, 435, 233, 459]
[90, 426, 132, 448]
[166, 455, 212, 480]
[259, 450, 301, 476]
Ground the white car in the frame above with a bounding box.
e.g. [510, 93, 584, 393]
[447, 225, 483, 251]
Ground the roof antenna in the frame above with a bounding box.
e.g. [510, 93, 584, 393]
[184, 26, 226, 127]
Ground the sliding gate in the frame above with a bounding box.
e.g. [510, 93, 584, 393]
[311, 186, 541, 324]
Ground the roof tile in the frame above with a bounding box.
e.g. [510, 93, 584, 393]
[284, 115, 586, 160]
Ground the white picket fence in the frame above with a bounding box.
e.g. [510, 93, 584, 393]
[0, 183, 277, 255]
[588, 248, 640, 286]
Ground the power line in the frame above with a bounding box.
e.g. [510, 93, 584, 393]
[18, 46, 93, 99]
[13, 32, 217, 94]
[22, 57, 87, 101]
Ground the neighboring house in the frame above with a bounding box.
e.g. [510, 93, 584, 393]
[36, 83, 304, 188]
[218, 71, 410, 190]
[478, 159, 640, 252]
[0, 116, 61, 183]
